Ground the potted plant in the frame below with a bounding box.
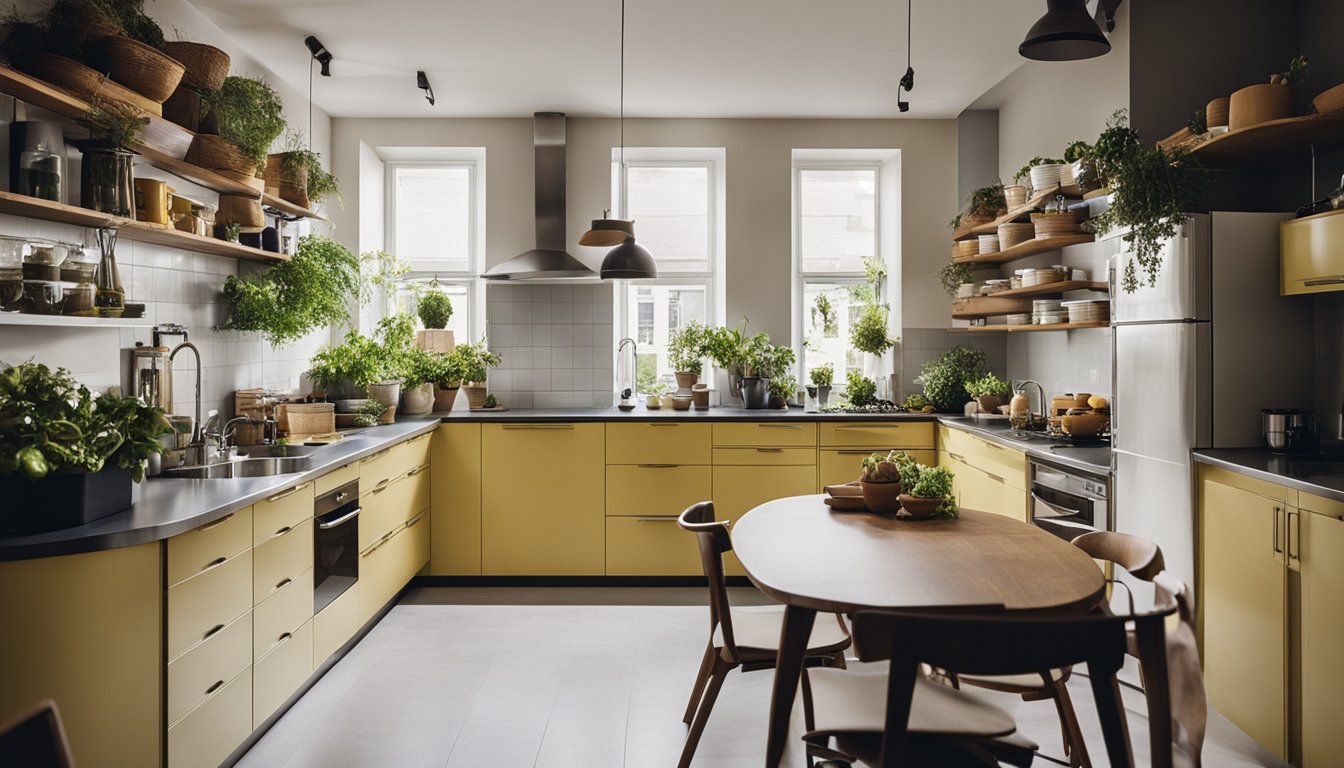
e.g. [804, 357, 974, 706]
[768, 376, 797, 410]
[915, 345, 986, 413]
[418, 283, 454, 330]
[266, 132, 342, 210]
[667, 320, 709, 394]
[0, 362, 168, 535]
[189, 75, 286, 183]
[739, 332, 774, 409]
[850, 303, 894, 358]
[1014, 156, 1066, 195]
[75, 98, 146, 217]
[308, 330, 384, 402]
[1230, 55, 1307, 131]
[808, 363, 834, 407]
[431, 346, 469, 412]
[963, 181, 1007, 227]
[398, 347, 445, 416]
[897, 459, 958, 520]
[1063, 140, 1096, 192]
[220, 235, 364, 345]
[845, 370, 877, 408]
[349, 399, 389, 428]
[859, 449, 904, 513]
[704, 319, 751, 401]
[965, 372, 1012, 415]
[939, 262, 975, 298]
[456, 339, 502, 409]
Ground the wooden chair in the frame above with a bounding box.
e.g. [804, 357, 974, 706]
[952, 529, 1167, 767]
[678, 501, 851, 768]
[0, 700, 74, 768]
[803, 601, 1179, 768]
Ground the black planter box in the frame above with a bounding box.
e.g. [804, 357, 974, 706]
[0, 467, 133, 537]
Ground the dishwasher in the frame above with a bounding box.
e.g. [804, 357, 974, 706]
[1028, 457, 1111, 541]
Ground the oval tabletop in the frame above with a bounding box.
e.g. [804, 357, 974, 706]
[732, 495, 1107, 614]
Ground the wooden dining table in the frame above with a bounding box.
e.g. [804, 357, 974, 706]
[731, 495, 1109, 768]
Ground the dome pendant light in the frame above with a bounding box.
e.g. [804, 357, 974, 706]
[596, 0, 657, 279]
[1019, 0, 1111, 61]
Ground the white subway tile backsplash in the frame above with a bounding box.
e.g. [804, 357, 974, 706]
[484, 283, 613, 408]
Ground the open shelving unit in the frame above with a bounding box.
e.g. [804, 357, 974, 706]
[953, 234, 1095, 265]
[952, 321, 1110, 334]
[1188, 114, 1344, 167]
[0, 312, 153, 328]
[981, 279, 1108, 298]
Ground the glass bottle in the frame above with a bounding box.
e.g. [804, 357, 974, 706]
[80, 145, 134, 217]
[94, 228, 124, 317]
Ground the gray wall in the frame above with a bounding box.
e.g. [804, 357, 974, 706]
[956, 110, 998, 201]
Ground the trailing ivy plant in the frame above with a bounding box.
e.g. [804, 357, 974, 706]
[206, 76, 286, 169]
[220, 234, 363, 345]
[276, 133, 343, 207]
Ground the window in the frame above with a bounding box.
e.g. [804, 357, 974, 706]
[796, 166, 881, 388]
[613, 154, 722, 392]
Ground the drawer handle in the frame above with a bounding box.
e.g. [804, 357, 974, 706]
[276, 631, 293, 645]
[363, 448, 391, 463]
[634, 516, 678, 523]
[272, 525, 292, 539]
[948, 451, 966, 462]
[370, 484, 388, 495]
[835, 450, 881, 455]
[758, 424, 801, 429]
[266, 482, 311, 503]
[1304, 276, 1344, 286]
[375, 477, 391, 489]
[408, 513, 426, 528]
[407, 464, 429, 477]
[987, 473, 1006, 484]
[637, 463, 679, 469]
[197, 513, 235, 532]
[648, 423, 682, 427]
[756, 448, 784, 453]
[201, 556, 228, 574]
[204, 679, 225, 696]
[502, 424, 576, 430]
[365, 533, 393, 555]
[833, 426, 890, 432]
[202, 623, 225, 641]
[275, 577, 293, 590]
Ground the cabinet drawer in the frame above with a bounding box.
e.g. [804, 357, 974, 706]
[253, 618, 313, 728]
[713, 421, 817, 447]
[359, 526, 400, 623]
[607, 465, 712, 518]
[398, 511, 430, 584]
[167, 610, 251, 726]
[1301, 491, 1344, 519]
[254, 518, 314, 603]
[713, 447, 817, 466]
[314, 462, 359, 496]
[314, 581, 359, 664]
[820, 421, 935, 448]
[168, 549, 252, 662]
[956, 461, 1027, 522]
[167, 506, 253, 588]
[1281, 210, 1344, 296]
[939, 426, 1027, 490]
[254, 567, 313, 659]
[606, 516, 702, 576]
[360, 464, 429, 551]
[397, 432, 433, 467]
[713, 464, 818, 577]
[167, 667, 251, 768]
[606, 422, 711, 465]
[819, 448, 936, 490]
[359, 446, 401, 494]
[252, 481, 314, 547]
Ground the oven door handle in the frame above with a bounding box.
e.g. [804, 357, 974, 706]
[1030, 491, 1087, 520]
[317, 506, 361, 530]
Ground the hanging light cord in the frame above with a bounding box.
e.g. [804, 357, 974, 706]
[906, 0, 912, 73]
[308, 57, 314, 151]
[619, 0, 625, 169]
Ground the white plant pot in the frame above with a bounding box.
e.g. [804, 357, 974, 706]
[1029, 164, 1063, 194]
[399, 382, 434, 415]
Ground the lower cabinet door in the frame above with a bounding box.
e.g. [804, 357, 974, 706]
[167, 667, 252, 768]
[1299, 508, 1344, 767]
[253, 568, 313, 659]
[606, 516, 702, 576]
[397, 512, 430, 585]
[359, 534, 397, 624]
[167, 611, 251, 726]
[314, 582, 359, 665]
[818, 448, 937, 491]
[955, 461, 1027, 522]
[253, 619, 313, 728]
[167, 550, 253, 663]
[713, 464, 817, 576]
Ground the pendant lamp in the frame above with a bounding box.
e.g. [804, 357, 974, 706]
[600, 236, 657, 280]
[1019, 0, 1111, 61]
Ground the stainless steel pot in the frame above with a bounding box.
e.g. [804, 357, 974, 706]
[1263, 408, 1293, 449]
[1263, 409, 1318, 452]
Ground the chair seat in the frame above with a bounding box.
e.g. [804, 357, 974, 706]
[806, 662, 1027, 740]
[712, 606, 849, 654]
[957, 666, 1067, 692]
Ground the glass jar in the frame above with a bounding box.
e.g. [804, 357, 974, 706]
[10, 121, 65, 203]
[80, 145, 135, 217]
[93, 228, 124, 316]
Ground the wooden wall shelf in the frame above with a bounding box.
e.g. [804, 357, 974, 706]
[0, 191, 289, 263]
[984, 280, 1109, 299]
[1189, 114, 1344, 167]
[0, 313, 153, 328]
[262, 194, 327, 222]
[952, 321, 1110, 333]
[964, 185, 1066, 238]
[951, 296, 1034, 319]
[953, 234, 1095, 265]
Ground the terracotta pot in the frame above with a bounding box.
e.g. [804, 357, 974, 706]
[463, 383, 488, 409]
[1229, 83, 1293, 131]
[674, 371, 698, 393]
[691, 384, 710, 409]
[399, 382, 434, 415]
[1206, 96, 1230, 128]
[899, 493, 946, 519]
[975, 395, 1003, 414]
[434, 385, 460, 412]
[860, 480, 903, 514]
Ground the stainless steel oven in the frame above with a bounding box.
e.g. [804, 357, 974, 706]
[314, 479, 359, 613]
[1029, 458, 1110, 541]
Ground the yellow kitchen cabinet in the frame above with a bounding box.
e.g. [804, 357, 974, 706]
[713, 462, 817, 577]
[1281, 208, 1344, 295]
[251, 481, 314, 547]
[166, 505, 253, 588]
[481, 423, 605, 575]
[606, 422, 711, 464]
[819, 421, 935, 448]
[608, 465, 712, 517]
[253, 618, 313, 728]
[937, 424, 1027, 491]
[818, 448, 937, 490]
[431, 422, 483, 575]
[166, 610, 250, 726]
[712, 421, 818, 448]
[1297, 493, 1344, 768]
[167, 549, 253, 663]
[606, 516, 703, 575]
[1199, 468, 1291, 760]
[953, 456, 1028, 522]
[360, 460, 429, 551]
[166, 667, 252, 768]
[313, 582, 360, 665]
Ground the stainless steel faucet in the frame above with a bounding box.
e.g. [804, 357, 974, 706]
[1016, 379, 1047, 420]
[168, 339, 205, 464]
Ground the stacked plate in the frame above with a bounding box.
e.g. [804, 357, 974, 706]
[1006, 313, 1031, 326]
[1033, 299, 1064, 324]
[997, 222, 1035, 249]
[983, 278, 1011, 294]
[977, 234, 1001, 254]
[1021, 267, 1066, 287]
[1062, 300, 1110, 324]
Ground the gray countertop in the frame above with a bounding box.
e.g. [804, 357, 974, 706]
[936, 416, 1112, 476]
[1193, 449, 1344, 503]
[0, 418, 441, 562]
[439, 405, 940, 422]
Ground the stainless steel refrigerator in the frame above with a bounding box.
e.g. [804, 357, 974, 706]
[1110, 212, 1314, 599]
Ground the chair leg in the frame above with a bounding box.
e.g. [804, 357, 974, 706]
[800, 666, 816, 732]
[1088, 670, 1135, 768]
[1050, 678, 1091, 768]
[832, 651, 847, 670]
[683, 643, 717, 725]
[680, 659, 731, 768]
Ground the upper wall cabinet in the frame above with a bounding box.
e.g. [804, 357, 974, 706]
[1282, 209, 1344, 295]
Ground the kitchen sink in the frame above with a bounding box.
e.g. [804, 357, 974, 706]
[163, 456, 314, 479]
[235, 444, 324, 459]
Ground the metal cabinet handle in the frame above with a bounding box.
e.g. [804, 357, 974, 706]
[948, 452, 967, 462]
[205, 679, 225, 695]
[833, 425, 886, 431]
[1303, 276, 1344, 286]
[266, 481, 311, 503]
[502, 424, 575, 430]
[986, 473, 1006, 484]
[648, 423, 682, 427]
[756, 448, 784, 453]
[202, 623, 225, 641]
[272, 525, 292, 539]
[197, 513, 235, 532]
[318, 507, 361, 530]
[275, 577, 292, 590]
[407, 464, 429, 477]
[275, 631, 293, 645]
[1288, 510, 1300, 564]
[200, 556, 227, 574]
[634, 516, 678, 523]
[758, 424, 801, 429]
[408, 513, 426, 528]
[637, 463, 679, 468]
[1273, 506, 1284, 556]
[835, 450, 881, 455]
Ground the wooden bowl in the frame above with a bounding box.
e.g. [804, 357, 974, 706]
[97, 36, 185, 104]
[162, 41, 230, 94]
[1061, 412, 1109, 437]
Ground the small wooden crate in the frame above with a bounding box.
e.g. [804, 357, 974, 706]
[416, 329, 456, 353]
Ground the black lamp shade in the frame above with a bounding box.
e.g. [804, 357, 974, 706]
[600, 238, 657, 279]
[1019, 0, 1111, 61]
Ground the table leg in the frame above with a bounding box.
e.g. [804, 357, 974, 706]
[765, 605, 816, 768]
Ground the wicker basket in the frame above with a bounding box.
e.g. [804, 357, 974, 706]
[162, 86, 202, 131]
[1206, 96, 1230, 128]
[264, 153, 310, 207]
[14, 51, 160, 116]
[997, 222, 1035, 249]
[216, 193, 264, 228]
[463, 384, 488, 409]
[1229, 83, 1293, 131]
[954, 240, 980, 260]
[162, 41, 229, 94]
[277, 403, 335, 438]
[48, 2, 121, 44]
[1032, 211, 1085, 238]
[185, 134, 257, 181]
[1313, 83, 1344, 117]
[97, 36, 185, 104]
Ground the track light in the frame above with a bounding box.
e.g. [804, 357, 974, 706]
[416, 70, 435, 106]
[900, 66, 914, 92]
[897, 0, 913, 113]
[304, 35, 332, 77]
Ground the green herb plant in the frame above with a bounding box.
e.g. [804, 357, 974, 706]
[768, 376, 797, 402]
[308, 332, 385, 394]
[0, 362, 168, 482]
[964, 372, 1012, 400]
[915, 345, 986, 412]
[850, 303, 894, 356]
[812, 293, 837, 336]
[1063, 141, 1092, 164]
[275, 132, 343, 207]
[417, 283, 453, 329]
[351, 399, 388, 428]
[221, 234, 363, 345]
[903, 392, 932, 411]
[1271, 55, 1309, 88]
[939, 262, 975, 298]
[845, 370, 877, 407]
[483, 394, 498, 409]
[81, 97, 148, 149]
[861, 449, 905, 483]
[1187, 108, 1207, 135]
[205, 76, 286, 170]
[809, 363, 833, 388]
[667, 321, 709, 374]
[903, 462, 958, 517]
[947, 212, 963, 231]
[966, 181, 1007, 217]
[454, 340, 502, 384]
[704, 318, 750, 370]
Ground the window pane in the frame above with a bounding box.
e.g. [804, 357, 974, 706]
[799, 169, 876, 274]
[396, 279, 472, 343]
[802, 280, 862, 388]
[624, 283, 708, 392]
[625, 166, 711, 273]
[394, 167, 471, 271]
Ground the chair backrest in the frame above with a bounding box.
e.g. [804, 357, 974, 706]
[678, 501, 740, 655]
[851, 604, 1176, 768]
[1072, 530, 1165, 581]
[0, 700, 74, 768]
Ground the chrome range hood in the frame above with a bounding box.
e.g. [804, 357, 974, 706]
[482, 112, 596, 280]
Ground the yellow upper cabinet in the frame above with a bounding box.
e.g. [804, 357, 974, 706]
[1282, 209, 1344, 295]
[606, 422, 711, 465]
[481, 423, 605, 575]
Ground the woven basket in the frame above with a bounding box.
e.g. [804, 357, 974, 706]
[162, 41, 229, 94]
[13, 52, 159, 115]
[216, 193, 264, 228]
[1032, 211, 1085, 238]
[185, 134, 257, 181]
[162, 86, 202, 131]
[277, 402, 335, 437]
[1229, 83, 1293, 131]
[954, 240, 980, 260]
[1003, 185, 1028, 209]
[1206, 96, 1230, 128]
[97, 36, 185, 104]
[997, 222, 1035, 249]
[1313, 83, 1344, 117]
[264, 153, 310, 207]
[962, 211, 997, 229]
[49, 2, 121, 44]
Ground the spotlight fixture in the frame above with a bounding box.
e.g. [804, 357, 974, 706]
[1019, 0, 1112, 61]
[896, 0, 914, 113]
[304, 35, 332, 76]
[416, 70, 435, 106]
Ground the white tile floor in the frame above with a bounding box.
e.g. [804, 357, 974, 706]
[236, 587, 1286, 768]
